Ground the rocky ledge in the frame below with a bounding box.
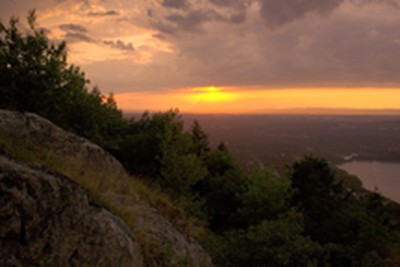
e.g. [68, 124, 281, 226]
[0, 110, 213, 267]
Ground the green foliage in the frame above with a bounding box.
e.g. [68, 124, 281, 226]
[0, 11, 68, 112]
[216, 209, 322, 267]
[190, 120, 210, 159]
[291, 155, 342, 201]
[157, 113, 207, 197]
[290, 156, 344, 239]
[0, 11, 127, 147]
[237, 169, 292, 227]
[160, 152, 207, 198]
[194, 147, 248, 232]
[116, 110, 183, 178]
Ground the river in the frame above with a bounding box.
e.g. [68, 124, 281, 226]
[339, 161, 400, 203]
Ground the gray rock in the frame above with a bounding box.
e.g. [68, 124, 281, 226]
[0, 155, 143, 267]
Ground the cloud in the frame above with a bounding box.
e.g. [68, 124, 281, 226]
[87, 10, 119, 17]
[60, 22, 92, 44]
[59, 23, 87, 33]
[209, 0, 251, 8]
[65, 32, 94, 43]
[209, 0, 251, 24]
[152, 1, 249, 35]
[153, 9, 223, 35]
[116, 0, 400, 93]
[350, 0, 400, 7]
[162, 0, 189, 9]
[10, 0, 399, 94]
[103, 40, 135, 51]
[151, 0, 400, 36]
[65, 33, 135, 52]
[165, 9, 222, 33]
[258, 0, 344, 29]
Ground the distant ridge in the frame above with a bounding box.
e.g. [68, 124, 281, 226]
[270, 108, 400, 115]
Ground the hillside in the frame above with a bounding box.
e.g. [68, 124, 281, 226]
[0, 109, 213, 267]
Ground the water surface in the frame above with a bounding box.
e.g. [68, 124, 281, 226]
[339, 161, 400, 203]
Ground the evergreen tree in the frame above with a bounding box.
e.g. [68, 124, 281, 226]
[190, 120, 210, 159]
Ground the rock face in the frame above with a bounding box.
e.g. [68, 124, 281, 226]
[0, 109, 214, 267]
[0, 109, 130, 190]
[0, 155, 143, 267]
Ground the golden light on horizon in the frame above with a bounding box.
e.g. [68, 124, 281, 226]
[114, 88, 400, 114]
[189, 86, 238, 103]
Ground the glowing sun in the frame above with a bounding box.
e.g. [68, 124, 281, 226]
[190, 86, 237, 103]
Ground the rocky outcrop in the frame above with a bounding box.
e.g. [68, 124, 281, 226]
[0, 109, 214, 267]
[0, 154, 143, 267]
[0, 109, 131, 194]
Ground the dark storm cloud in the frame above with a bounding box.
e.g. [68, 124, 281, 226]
[103, 40, 135, 51]
[258, 0, 345, 29]
[59, 23, 87, 33]
[87, 10, 119, 17]
[161, 0, 190, 9]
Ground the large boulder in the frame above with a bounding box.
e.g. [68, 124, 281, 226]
[0, 154, 143, 267]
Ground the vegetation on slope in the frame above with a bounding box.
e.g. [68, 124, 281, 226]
[1, 12, 400, 267]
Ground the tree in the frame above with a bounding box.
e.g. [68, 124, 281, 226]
[0, 11, 70, 114]
[158, 113, 207, 197]
[116, 109, 183, 178]
[0, 11, 127, 147]
[221, 209, 322, 267]
[291, 156, 342, 217]
[190, 120, 210, 159]
[290, 156, 348, 245]
[237, 169, 292, 227]
[196, 146, 248, 232]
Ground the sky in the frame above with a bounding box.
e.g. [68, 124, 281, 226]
[2, 0, 400, 114]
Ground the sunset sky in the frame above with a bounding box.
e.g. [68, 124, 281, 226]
[2, 0, 400, 114]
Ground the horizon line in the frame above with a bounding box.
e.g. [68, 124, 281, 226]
[122, 108, 400, 116]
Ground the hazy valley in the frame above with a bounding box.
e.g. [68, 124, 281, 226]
[179, 114, 400, 167]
